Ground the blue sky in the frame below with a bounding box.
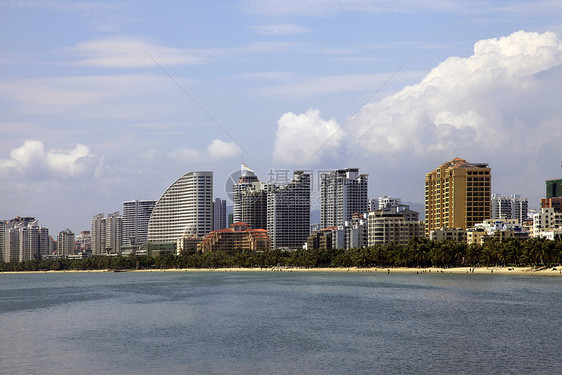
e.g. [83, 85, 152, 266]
[1, 0, 562, 234]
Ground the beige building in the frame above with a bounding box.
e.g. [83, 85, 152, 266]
[425, 157, 491, 236]
[367, 210, 423, 245]
[198, 222, 270, 252]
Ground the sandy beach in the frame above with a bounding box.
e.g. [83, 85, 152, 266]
[5, 266, 560, 276]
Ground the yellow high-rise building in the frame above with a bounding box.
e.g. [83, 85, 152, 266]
[425, 157, 491, 236]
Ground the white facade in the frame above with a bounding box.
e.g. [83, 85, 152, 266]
[148, 171, 213, 243]
[122, 200, 156, 246]
[533, 207, 562, 238]
[491, 194, 528, 224]
[321, 168, 368, 228]
[267, 171, 310, 250]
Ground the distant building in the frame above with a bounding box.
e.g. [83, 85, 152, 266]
[491, 194, 528, 224]
[213, 198, 227, 231]
[467, 219, 528, 245]
[321, 168, 368, 228]
[91, 212, 122, 255]
[122, 200, 156, 246]
[75, 231, 91, 252]
[369, 196, 409, 213]
[368, 210, 423, 245]
[307, 227, 341, 250]
[267, 171, 310, 250]
[425, 157, 491, 236]
[546, 178, 562, 199]
[147, 171, 213, 245]
[91, 213, 106, 255]
[105, 212, 122, 254]
[198, 222, 270, 252]
[57, 229, 75, 257]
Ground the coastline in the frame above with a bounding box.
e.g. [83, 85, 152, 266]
[2, 266, 562, 276]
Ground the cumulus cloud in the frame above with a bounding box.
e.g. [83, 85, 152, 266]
[207, 139, 242, 160]
[0, 140, 96, 177]
[273, 109, 346, 165]
[347, 30, 562, 158]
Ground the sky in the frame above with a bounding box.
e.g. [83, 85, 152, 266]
[1, 0, 562, 235]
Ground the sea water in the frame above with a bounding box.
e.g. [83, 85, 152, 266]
[0, 271, 560, 374]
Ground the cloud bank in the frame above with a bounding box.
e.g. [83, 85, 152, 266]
[0, 140, 97, 177]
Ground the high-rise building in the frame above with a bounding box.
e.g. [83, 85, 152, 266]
[57, 229, 75, 257]
[2, 218, 50, 261]
[540, 197, 562, 213]
[213, 198, 227, 231]
[91, 213, 106, 255]
[122, 200, 156, 246]
[321, 168, 368, 228]
[148, 171, 213, 244]
[546, 178, 562, 199]
[491, 194, 528, 224]
[425, 157, 491, 236]
[232, 165, 270, 230]
[267, 171, 310, 249]
[76, 231, 91, 252]
[105, 212, 122, 254]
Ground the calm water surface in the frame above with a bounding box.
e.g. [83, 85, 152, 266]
[0, 271, 560, 374]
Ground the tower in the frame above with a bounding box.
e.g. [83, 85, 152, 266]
[122, 200, 156, 246]
[425, 157, 491, 236]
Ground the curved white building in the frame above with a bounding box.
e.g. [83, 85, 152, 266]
[148, 171, 213, 243]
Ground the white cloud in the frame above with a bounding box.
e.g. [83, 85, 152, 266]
[347, 30, 562, 158]
[273, 109, 346, 165]
[207, 139, 242, 160]
[69, 36, 207, 68]
[0, 140, 96, 177]
[250, 23, 310, 35]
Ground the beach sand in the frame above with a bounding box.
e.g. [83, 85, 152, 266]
[2, 266, 562, 276]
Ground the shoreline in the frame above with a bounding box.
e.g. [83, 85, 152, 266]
[2, 266, 562, 276]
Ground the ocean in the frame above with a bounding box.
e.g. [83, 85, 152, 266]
[0, 271, 560, 374]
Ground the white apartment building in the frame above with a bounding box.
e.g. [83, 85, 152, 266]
[148, 171, 213, 243]
[321, 168, 368, 228]
[91, 213, 106, 255]
[267, 171, 310, 250]
[533, 207, 562, 238]
[491, 194, 528, 224]
[122, 200, 156, 246]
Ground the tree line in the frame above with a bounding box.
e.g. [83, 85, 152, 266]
[1, 237, 561, 272]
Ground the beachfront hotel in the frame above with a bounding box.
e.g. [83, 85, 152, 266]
[425, 157, 491, 236]
[147, 171, 213, 243]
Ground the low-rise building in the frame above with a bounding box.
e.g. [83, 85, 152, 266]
[368, 210, 423, 245]
[429, 228, 467, 242]
[198, 222, 270, 252]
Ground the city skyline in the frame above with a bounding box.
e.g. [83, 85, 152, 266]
[1, 1, 561, 235]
